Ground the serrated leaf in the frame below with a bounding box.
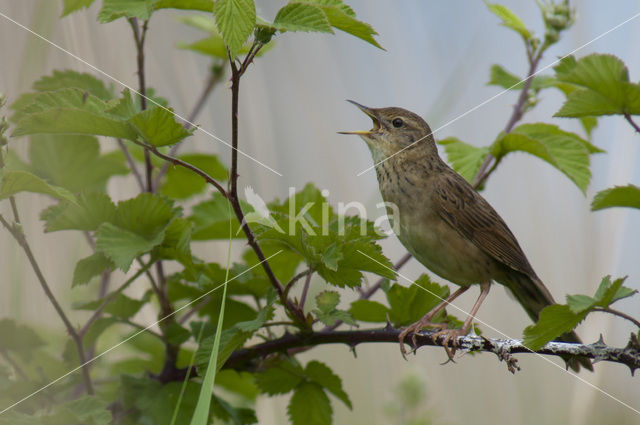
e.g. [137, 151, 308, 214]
[273, 2, 332, 33]
[72, 253, 114, 287]
[287, 382, 332, 425]
[0, 170, 76, 202]
[386, 277, 450, 326]
[592, 184, 640, 211]
[11, 88, 138, 140]
[213, 0, 256, 57]
[28, 134, 128, 193]
[62, 0, 96, 16]
[523, 304, 585, 350]
[315, 290, 340, 313]
[161, 153, 228, 199]
[98, 0, 157, 23]
[114, 192, 176, 238]
[41, 192, 117, 232]
[305, 360, 351, 409]
[566, 294, 595, 314]
[95, 222, 165, 271]
[33, 70, 112, 100]
[349, 299, 389, 322]
[486, 2, 532, 40]
[593, 275, 636, 307]
[321, 242, 342, 271]
[127, 106, 192, 147]
[320, 4, 382, 49]
[255, 362, 303, 395]
[438, 137, 490, 183]
[493, 123, 599, 193]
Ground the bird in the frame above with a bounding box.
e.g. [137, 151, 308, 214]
[339, 100, 592, 371]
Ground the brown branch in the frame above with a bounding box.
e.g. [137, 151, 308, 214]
[117, 139, 145, 191]
[593, 307, 640, 329]
[223, 327, 640, 374]
[0, 214, 94, 394]
[298, 272, 312, 309]
[624, 113, 640, 134]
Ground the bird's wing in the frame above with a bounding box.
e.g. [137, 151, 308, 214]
[431, 171, 537, 277]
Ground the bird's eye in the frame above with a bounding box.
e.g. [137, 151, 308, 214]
[392, 118, 404, 128]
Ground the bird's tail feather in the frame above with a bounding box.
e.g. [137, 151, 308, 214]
[501, 271, 593, 372]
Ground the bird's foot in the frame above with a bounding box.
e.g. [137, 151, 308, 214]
[431, 327, 469, 362]
[398, 319, 448, 360]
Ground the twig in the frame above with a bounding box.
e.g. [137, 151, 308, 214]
[227, 52, 305, 325]
[593, 307, 640, 329]
[223, 327, 640, 373]
[0, 348, 28, 380]
[284, 269, 313, 298]
[624, 113, 640, 134]
[473, 49, 544, 189]
[0, 213, 94, 394]
[154, 62, 226, 189]
[298, 272, 312, 309]
[117, 139, 145, 191]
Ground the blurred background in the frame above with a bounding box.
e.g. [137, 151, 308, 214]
[1, 1, 639, 424]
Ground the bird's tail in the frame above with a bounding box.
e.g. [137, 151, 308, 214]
[501, 271, 593, 372]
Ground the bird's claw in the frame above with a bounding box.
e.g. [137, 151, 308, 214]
[398, 319, 448, 360]
[431, 328, 468, 361]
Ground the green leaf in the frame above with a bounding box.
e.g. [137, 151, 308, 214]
[76, 292, 149, 319]
[591, 184, 640, 211]
[213, 0, 256, 57]
[165, 321, 191, 345]
[287, 382, 332, 425]
[255, 362, 304, 395]
[127, 106, 192, 147]
[315, 290, 339, 313]
[159, 217, 193, 260]
[179, 36, 229, 58]
[554, 54, 640, 117]
[493, 123, 600, 193]
[215, 370, 259, 400]
[304, 360, 351, 409]
[72, 253, 114, 287]
[98, 0, 158, 23]
[386, 276, 450, 326]
[28, 134, 128, 193]
[114, 192, 176, 238]
[33, 70, 112, 100]
[43, 396, 112, 425]
[273, 2, 332, 33]
[62, 0, 96, 16]
[161, 153, 227, 199]
[12, 88, 138, 140]
[190, 194, 245, 239]
[523, 304, 585, 350]
[349, 299, 389, 322]
[154, 0, 213, 11]
[488, 64, 554, 91]
[0, 319, 45, 356]
[313, 290, 355, 326]
[95, 222, 164, 271]
[438, 137, 490, 183]
[593, 275, 636, 308]
[566, 294, 595, 314]
[0, 170, 76, 202]
[41, 192, 117, 232]
[320, 4, 382, 49]
[486, 2, 532, 40]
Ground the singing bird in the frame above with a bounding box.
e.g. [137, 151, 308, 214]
[340, 101, 592, 371]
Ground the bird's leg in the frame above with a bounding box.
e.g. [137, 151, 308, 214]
[432, 282, 491, 361]
[398, 285, 469, 358]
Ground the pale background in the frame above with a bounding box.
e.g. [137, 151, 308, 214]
[1, 1, 639, 424]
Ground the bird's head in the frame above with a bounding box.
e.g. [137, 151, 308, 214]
[339, 100, 436, 161]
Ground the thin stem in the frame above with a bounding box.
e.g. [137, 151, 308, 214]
[117, 139, 145, 191]
[118, 319, 163, 340]
[9, 197, 20, 223]
[132, 140, 228, 197]
[298, 272, 312, 309]
[624, 113, 640, 134]
[0, 214, 94, 394]
[473, 49, 544, 189]
[284, 269, 313, 298]
[227, 54, 304, 325]
[593, 307, 640, 329]
[0, 348, 28, 380]
[154, 63, 226, 189]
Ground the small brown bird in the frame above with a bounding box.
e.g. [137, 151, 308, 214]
[340, 101, 592, 371]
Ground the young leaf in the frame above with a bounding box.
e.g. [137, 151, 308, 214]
[213, 0, 256, 57]
[438, 137, 490, 183]
[488, 64, 554, 91]
[313, 290, 356, 326]
[273, 2, 332, 33]
[161, 153, 228, 199]
[62, 0, 96, 16]
[304, 360, 352, 409]
[287, 382, 332, 425]
[0, 170, 76, 203]
[127, 106, 192, 147]
[592, 275, 636, 307]
[72, 253, 114, 287]
[486, 2, 532, 41]
[98, 0, 157, 23]
[320, 4, 382, 49]
[523, 305, 585, 351]
[315, 290, 340, 313]
[591, 184, 640, 211]
[33, 70, 112, 100]
[492, 123, 601, 193]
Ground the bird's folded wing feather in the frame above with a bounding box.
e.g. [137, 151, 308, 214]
[431, 172, 537, 277]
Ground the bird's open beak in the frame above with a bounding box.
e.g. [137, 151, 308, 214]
[338, 100, 381, 135]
